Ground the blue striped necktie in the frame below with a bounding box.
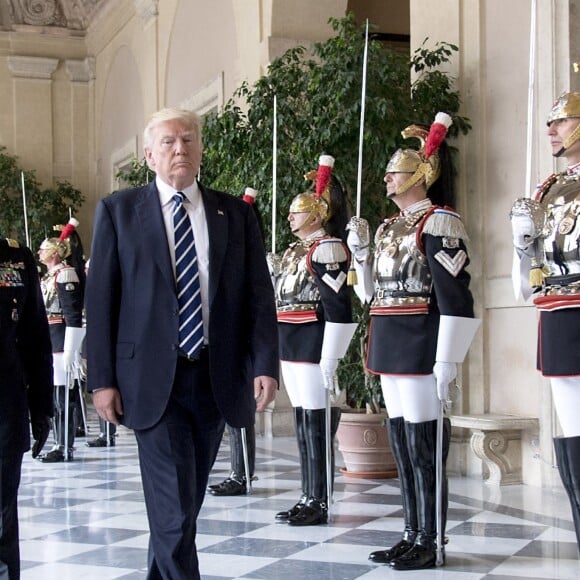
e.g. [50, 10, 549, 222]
[173, 192, 204, 359]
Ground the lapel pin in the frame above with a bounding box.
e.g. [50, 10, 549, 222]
[217, 209, 224, 215]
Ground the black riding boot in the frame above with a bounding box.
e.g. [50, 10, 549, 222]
[554, 436, 580, 549]
[288, 407, 341, 526]
[369, 416, 418, 563]
[209, 424, 256, 496]
[41, 385, 75, 462]
[276, 407, 309, 521]
[390, 418, 450, 570]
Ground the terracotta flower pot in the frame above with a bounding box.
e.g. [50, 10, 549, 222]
[336, 410, 397, 479]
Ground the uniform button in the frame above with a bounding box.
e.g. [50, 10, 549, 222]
[171, 344, 177, 351]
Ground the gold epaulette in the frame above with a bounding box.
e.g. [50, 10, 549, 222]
[6, 238, 19, 248]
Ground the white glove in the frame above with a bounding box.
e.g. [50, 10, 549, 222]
[511, 214, 537, 252]
[433, 361, 457, 401]
[319, 357, 339, 390]
[63, 327, 85, 380]
[346, 217, 370, 262]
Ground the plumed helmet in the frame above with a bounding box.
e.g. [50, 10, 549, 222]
[289, 155, 335, 224]
[386, 112, 453, 195]
[547, 91, 580, 155]
[39, 217, 79, 260]
[546, 91, 580, 124]
[242, 187, 258, 205]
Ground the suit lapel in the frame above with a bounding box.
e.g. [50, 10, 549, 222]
[201, 185, 227, 308]
[135, 182, 175, 292]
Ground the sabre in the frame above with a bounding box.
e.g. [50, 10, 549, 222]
[325, 386, 333, 522]
[512, 0, 538, 299]
[271, 94, 277, 254]
[21, 171, 30, 247]
[240, 427, 252, 495]
[524, 0, 537, 198]
[435, 398, 445, 566]
[355, 19, 369, 218]
[64, 372, 73, 462]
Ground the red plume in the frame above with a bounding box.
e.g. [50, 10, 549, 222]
[315, 155, 335, 198]
[242, 187, 257, 205]
[59, 217, 79, 241]
[424, 113, 453, 159]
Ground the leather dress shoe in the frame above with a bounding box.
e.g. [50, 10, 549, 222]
[40, 448, 74, 462]
[275, 495, 307, 522]
[207, 477, 247, 496]
[369, 538, 416, 564]
[369, 529, 417, 563]
[389, 542, 442, 570]
[86, 436, 115, 448]
[287, 498, 327, 526]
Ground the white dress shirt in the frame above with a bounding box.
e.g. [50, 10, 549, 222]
[156, 177, 209, 342]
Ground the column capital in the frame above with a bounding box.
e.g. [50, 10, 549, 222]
[8, 56, 59, 80]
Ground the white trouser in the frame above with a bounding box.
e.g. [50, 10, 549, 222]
[281, 361, 326, 410]
[551, 376, 580, 437]
[52, 352, 66, 385]
[380, 374, 439, 423]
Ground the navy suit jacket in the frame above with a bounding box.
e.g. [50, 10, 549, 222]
[86, 181, 279, 430]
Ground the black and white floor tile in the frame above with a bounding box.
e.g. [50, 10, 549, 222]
[17, 412, 580, 579]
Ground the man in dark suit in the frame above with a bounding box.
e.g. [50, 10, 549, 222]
[86, 108, 278, 580]
[0, 238, 53, 578]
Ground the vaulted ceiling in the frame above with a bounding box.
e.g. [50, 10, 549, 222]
[0, 0, 105, 34]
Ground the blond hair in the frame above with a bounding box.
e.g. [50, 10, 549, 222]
[143, 108, 203, 151]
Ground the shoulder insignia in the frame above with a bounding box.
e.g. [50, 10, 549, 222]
[310, 238, 348, 264]
[534, 173, 558, 202]
[422, 207, 469, 241]
[6, 238, 19, 248]
[56, 267, 80, 284]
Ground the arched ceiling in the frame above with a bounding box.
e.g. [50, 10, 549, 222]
[0, 0, 106, 34]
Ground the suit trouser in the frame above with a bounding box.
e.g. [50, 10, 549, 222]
[135, 355, 225, 580]
[0, 453, 23, 580]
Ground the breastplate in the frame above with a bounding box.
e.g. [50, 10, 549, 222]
[540, 179, 580, 280]
[371, 212, 432, 307]
[275, 242, 320, 311]
[41, 270, 62, 316]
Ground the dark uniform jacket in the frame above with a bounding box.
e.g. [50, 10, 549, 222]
[0, 239, 53, 455]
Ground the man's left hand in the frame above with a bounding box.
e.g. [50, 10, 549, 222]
[433, 361, 457, 401]
[254, 376, 277, 412]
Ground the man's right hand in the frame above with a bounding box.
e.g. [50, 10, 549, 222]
[511, 214, 538, 252]
[92, 388, 124, 426]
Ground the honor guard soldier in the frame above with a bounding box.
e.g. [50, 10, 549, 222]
[207, 188, 261, 496]
[273, 155, 356, 526]
[347, 114, 479, 570]
[0, 237, 53, 577]
[510, 91, 580, 549]
[38, 219, 85, 462]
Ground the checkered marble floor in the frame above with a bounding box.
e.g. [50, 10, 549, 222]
[17, 412, 580, 580]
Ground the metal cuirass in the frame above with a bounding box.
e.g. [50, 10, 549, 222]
[540, 178, 580, 281]
[371, 212, 433, 308]
[275, 241, 320, 312]
[40, 267, 62, 318]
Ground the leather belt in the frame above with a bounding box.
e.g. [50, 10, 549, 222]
[178, 346, 208, 363]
